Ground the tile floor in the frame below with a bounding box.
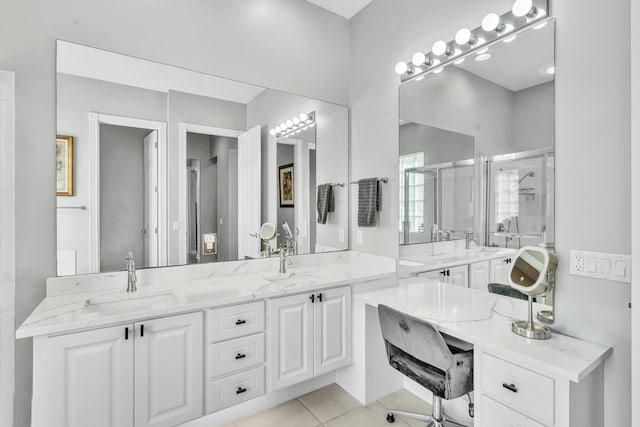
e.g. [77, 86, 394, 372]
[222, 384, 434, 427]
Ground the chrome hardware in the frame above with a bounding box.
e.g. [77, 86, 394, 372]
[126, 252, 137, 293]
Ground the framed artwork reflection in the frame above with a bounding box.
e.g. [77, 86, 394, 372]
[279, 163, 294, 207]
[56, 135, 74, 196]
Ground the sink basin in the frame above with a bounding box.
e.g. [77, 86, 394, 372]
[265, 272, 319, 287]
[399, 260, 424, 267]
[467, 246, 504, 254]
[83, 290, 176, 316]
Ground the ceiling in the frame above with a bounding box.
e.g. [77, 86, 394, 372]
[456, 22, 555, 92]
[305, 0, 372, 19]
[57, 41, 265, 105]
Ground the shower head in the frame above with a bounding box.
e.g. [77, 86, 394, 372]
[519, 171, 535, 183]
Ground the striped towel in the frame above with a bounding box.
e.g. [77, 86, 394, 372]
[316, 184, 335, 224]
[357, 178, 381, 227]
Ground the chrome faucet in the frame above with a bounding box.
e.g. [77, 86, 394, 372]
[465, 232, 479, 250]
[278, 246, 293, 274]
[126, 251, 137, 293]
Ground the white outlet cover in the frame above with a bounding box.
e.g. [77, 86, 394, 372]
[570, 250, 631, 284]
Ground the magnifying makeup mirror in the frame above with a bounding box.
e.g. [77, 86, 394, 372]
[260, 223, 277, 241]
[508, 245, 558, 340]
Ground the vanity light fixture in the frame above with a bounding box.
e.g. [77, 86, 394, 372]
[432, 40, 453, 57]
[270, 111, 316, 139]
[395, 0, 549, 82]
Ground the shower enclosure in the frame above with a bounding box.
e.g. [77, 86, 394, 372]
[486, 148, 555, 248]
[401, 159, 474, 244]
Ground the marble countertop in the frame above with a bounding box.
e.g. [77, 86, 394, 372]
[355, 277, 611, 383]
[398, 246, 517, 275]
[17, 251, 396, 339]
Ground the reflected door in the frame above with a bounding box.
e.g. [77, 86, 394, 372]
[237, 126, 262, 259]
[143, 130, 159, 268]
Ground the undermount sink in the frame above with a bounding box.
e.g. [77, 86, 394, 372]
[83, 290, 176, 316]
[265, 272, 319, 287]
[467, 246, 504, 254]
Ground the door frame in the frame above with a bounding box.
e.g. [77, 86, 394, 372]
[88, 113, 168, 273]
[178, 123, 243, 265]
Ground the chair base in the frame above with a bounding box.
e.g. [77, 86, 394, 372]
[386, 410, 467, 427]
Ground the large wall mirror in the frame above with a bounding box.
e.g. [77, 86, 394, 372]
[399, 19, 555, 249]
[56, 41, 349, 276]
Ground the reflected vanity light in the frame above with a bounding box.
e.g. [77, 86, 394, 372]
[271, 111, 316, 139]
[475, 53, 491, 62]
[395, 0, 549, 82]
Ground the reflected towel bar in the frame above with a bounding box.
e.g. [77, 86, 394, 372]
[316, 182, 344, 188]
[350, 177, 389, 184]
[57, 206, 87, 210]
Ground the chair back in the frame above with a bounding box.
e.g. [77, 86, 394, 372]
[378, 304, 453, 372]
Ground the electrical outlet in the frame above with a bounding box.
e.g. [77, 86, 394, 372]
[356, 230, 363, 245]
[571, 251, 584, 272]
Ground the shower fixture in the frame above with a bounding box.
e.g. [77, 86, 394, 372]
[519, 171, 536, 183]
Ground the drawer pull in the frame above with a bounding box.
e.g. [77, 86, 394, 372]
[235, 353, 247, 360]
[235, 319, 247, 325]
[236, 387, 247, 395]
[502, 383, 518, 393]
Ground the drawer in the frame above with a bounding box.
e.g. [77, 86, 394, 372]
[207, 366, 265, 413]
[482, 353, 555, 426]
[207, 301, 265, 342]
[482, 396, 546, 427]
[208, 333, 265, 378]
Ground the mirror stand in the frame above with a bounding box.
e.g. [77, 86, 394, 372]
[512, 295, 551, 340]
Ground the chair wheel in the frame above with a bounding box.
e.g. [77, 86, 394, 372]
[386, 413, 395, 423]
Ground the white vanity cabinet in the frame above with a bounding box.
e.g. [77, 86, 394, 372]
[269, 286, 352, 390]
[489, 256, 514, 285]
[35, 311, 203, 427]
[418, 265, 469, 287]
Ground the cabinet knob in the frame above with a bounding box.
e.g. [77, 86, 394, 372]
[502, 383, 518, 393]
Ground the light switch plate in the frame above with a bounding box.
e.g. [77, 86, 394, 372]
[570, 250, 631, 283]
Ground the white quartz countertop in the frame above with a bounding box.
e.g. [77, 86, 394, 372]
[355, 277, 611, 383]
[398, 246, 517, 275]
[17, 251, 396, 339]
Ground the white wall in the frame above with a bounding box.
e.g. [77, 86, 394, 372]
[0, 1, 350, 425]
[350, 0, 630, 425]
[632, 0, 640, 424]
[0, 70, 15, 427]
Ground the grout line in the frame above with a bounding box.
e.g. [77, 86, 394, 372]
[295, 397, 323, 426]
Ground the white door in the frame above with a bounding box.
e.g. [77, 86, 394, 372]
[314, 286, 352, 375]
[238, 125, 262, 259]
[143, 130, 159, 267]
[270, 293, 314, 390]
[469, 261, 490, 291]
[294, 140, 311, 254]
[448, 265, 469, 287]
[46, 325, 134, 427]
[134, 312, 203, 427]
[490, 257, 512, 285]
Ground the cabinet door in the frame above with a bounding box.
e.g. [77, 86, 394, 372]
[270, 293, 314, 390]
[314, 286, 352, 376]
[417, 269, 448, 282]
[448, 265, 469, 287]
[134, 312, 203, 427]
[490, 258, 511, 285]
[47, 325, 134, 427]
[469, 261, 490, 292]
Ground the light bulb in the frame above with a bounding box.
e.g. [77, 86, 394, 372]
[275, 126, 281, 133]
[292, 117, 300, 125]
[476, 53, 491, 62]
[395, 61, 408, 75]
[432, 40, 450, 56]
[299, 113, 309, 122]
[286, 120, 293, 128]
[512, 0, 535, 18]
[269, 129, 276, 136]
[280, 122, 287, 130]
[482, 13, 504, 32]
[412, 52, 426, 66]
[455, 28, 476, 46]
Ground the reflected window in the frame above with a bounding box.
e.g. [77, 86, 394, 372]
[495, 168, 519, 225]
[399, 152, 424, 233]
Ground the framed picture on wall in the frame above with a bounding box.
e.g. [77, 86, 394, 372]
[56, 135, 74, 196]
[279, 163, 294, 207]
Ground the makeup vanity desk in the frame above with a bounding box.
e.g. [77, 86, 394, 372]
[351, 278, 611, 427]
